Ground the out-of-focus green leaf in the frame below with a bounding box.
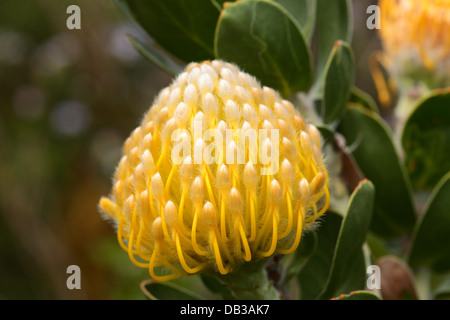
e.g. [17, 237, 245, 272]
[297, 211, 342, 300]
[316, 124, 335, 146]
[366, 232, 390, 261]
[200, 274, 234, 300]
[337, 106, 416, 237]
[319, 180, 375, 300]
[282, 230, 317, 282]
[350, 87, 379, 113]
[214, 0, 312, 98]
[433, 275, 450, 300]
[210, 0, 229, 10]
[123, 0, 219, 62]
[332, 290, 380, 300]
[322, 40, 355, 123]
[141, 276, 216, 300]
[314, 0, 352, 88]
[126, 35, 183, 77]
[113, 0, 134, 21]
[401, 89, 450, 189]
[408, 172, 450, 272]
[273, 0, 316, 40]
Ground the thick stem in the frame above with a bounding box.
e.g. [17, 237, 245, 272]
[218, 260, 281, 300]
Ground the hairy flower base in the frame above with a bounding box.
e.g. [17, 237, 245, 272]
[99, 60, 329, 281]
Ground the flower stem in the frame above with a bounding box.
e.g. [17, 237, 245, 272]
[217, 260, 281, 300]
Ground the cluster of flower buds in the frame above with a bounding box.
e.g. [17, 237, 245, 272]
[99, 60, 329, 281]
[378, 0, 450, 88]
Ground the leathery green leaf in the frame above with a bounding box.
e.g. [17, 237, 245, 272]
[126, 35, 183, 77]
[349, 86, 379, 113]
[215, 0, 312, 98]
[401, 89, 450, 190]
[123, 0, 219, 62]
[408, 172, 450, 272]
[319, 180, 375, 300]
[314, 0, 352, 89]
[337, 106, 416, 237]
[297, 211, 342, 300]
[322, 40, 355, 123]
[141, 276, 217, 300]
[282, 230, 318, 282]
[274, 0, 317, 40]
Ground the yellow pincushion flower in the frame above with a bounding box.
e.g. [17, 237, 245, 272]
[378, 0, 450, 89]
[99, 60, 329, 281]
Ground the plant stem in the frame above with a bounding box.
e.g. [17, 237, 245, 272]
[218, 260, 281, 300]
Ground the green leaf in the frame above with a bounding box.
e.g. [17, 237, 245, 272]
[123, 0, 219, 62]
[332, 290, 380, 300]
[141, 276, 217, 300]
[319, 180, 375, 300]
[315, 124, 335, 146]
[282, 230, 318, 282]
[322, 41, 355, 123]
[408, 172, 450, 272]
[337, 106, 416, 237]
[113, 0, 135, 21]
[200, 274, 234, 300]
[350, 87, 379, 113]
[433, 274, 450, 300]
[297, 211, 343, 299]
[126, 35, 183, 77]
[314, 0, 352, 88]
[273, 0, 316, 40]
[210, 0, 229, 10]
[401, 89, 450, 189]
[365, 232, 390, 261]
[214, 0, 312, 98]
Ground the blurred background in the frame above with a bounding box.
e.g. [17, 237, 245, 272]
[0, 0, 381, 299]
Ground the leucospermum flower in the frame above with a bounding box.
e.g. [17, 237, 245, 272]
[99, 60, 329, 281]
[377, 0, 450, 94]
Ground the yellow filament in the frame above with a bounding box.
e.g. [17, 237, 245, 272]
[280, 191, 293, 239]
[159, 203, 173, 244]
[203, 166, 217, 209]
[211, 231, 231, 275]
[238, 217, 252, 262]
[191, 206, 208, 256]
[220, 196, 228, 240]
[149, 243, 183, 281]
[175, 233, 205, 274]
[277, 206, 305, 255]
[135, 218, 151, 262]
[165, 164, 177, 195]
[127, 228, 149, 268]
[258, 209, 279, 257]
[248, 191, 257, 241]
[177, 187, 190, 236]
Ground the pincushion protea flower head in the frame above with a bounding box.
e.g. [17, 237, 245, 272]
[99, 60, 329, 281]
[378, 0, 450, 88]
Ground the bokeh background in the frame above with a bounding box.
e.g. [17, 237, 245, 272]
[0, 0, 382, 299]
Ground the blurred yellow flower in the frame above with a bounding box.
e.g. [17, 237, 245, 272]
[377, 0, 450, 92]
[99, 60, 329, 281]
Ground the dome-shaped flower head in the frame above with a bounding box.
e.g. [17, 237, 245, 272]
[99, 60, 329, 281]
[378, 0, 450, 88]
